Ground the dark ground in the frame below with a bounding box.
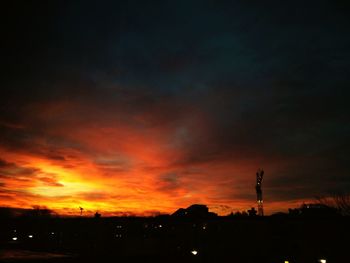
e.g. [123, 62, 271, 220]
[0, 216, 348, 263]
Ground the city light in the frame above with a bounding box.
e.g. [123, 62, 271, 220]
[284, 261, 289, 263]
[191, 250, 198, 255]
[28, 235, 33, 238]
[12, 237, 18, 241]
[318, 259, 326, 263]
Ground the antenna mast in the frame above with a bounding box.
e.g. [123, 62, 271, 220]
[256, 169, 264, 216]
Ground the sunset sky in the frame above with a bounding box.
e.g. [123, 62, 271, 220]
[1, 1, 349, 216]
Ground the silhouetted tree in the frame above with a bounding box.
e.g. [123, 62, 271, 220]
[316, 193, 350, 216]
[288, 208, 300, 216]
[227, 211, 249, 218]
[241, 211, 248, 217]
[234, 211, 241, 217]
[247, 207, 257, 217]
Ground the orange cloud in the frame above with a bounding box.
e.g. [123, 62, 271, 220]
[0, 94, 317, 216]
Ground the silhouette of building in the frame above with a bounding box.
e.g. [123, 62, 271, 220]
[172, 204, 217, 218]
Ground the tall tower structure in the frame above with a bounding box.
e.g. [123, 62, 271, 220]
[256, 169, 264, 216]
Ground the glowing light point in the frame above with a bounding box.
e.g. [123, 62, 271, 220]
[191, 250, 198, 255]
[12, 237, 18, 241]
[284, 261, 289, 263]
[28, 235, 33, 238]
[318, 259, 326, 263]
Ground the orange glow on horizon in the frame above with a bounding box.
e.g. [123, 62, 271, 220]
[0, 106, 312, 217]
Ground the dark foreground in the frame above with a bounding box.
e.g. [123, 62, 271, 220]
[0, 216, 348, 263]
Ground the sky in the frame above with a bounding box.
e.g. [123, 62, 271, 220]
[0, 1, 349, 216]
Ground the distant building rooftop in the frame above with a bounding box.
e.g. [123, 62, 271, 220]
[172, 204, 217, 218]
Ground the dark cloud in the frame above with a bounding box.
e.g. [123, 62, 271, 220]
[0, 159, 39, 177]
[38, 177, 64, 187]
[157, 173, 182, 193]
[76, 192, 133, 202]
[0, 159, 13, 168]
[0, 158, 64, 190]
